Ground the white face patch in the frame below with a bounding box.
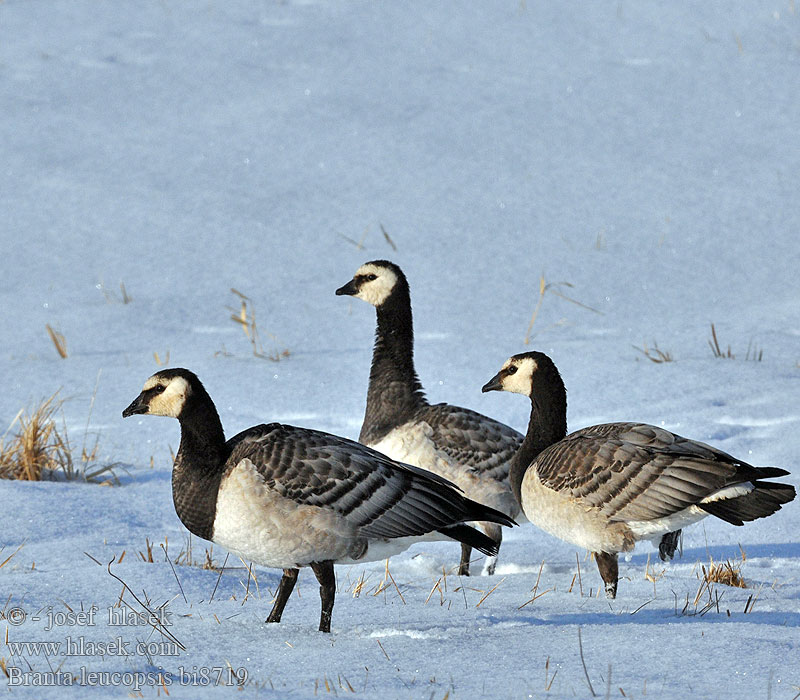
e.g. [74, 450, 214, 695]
[353, 263, 398, 307]
[501, 357, 538, 396]
[142, 375, 162, 392]
[143, 375, 191, 418]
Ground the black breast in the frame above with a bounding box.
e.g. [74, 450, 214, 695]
[171, 458, 225, 541]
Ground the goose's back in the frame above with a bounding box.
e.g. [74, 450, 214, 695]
[532, 422, 754, 522]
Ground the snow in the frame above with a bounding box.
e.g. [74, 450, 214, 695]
[2, 0, 799, 697]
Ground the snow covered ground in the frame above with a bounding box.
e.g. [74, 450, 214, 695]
[2, 0, 799, 697]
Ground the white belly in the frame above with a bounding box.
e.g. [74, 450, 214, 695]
[368, 423, 516, 517]
[625, 507, 708, 547]
[339, 532, 449, 565]
[625, 483, 753, 546]
[212, 459, 366, 569]
[521, 470, 634, 553]
[522, 471, 754, 553]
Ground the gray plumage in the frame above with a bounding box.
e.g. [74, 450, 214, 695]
[225, 422, 511, 543]
[533, 422, 793, 525]
[337, 260, 522, 575]
[413, 404, 521, 483]
[123, 368, 516, 632]
[483, 351, 796, 598]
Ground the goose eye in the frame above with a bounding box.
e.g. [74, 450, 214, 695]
[154, 385, 166, 393]
[366, 274, 377, 281]
[506, 366, 517, 375]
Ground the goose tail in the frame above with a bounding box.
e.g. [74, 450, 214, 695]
[699, 479, 795, 526]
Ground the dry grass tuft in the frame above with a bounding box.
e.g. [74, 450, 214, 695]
[700, 556, 747, 589]
[173, 534, 220, 570]
[634, 341, 674, 363]
[97, 280, 132, 304]
[708, 323, 763, 361]
[544, 656, 558, 692]
[136, 534, 221, 570]
[475, 576, 506, 608]
[0, 392, 118, 484]
[337, 226, 369, 249]
[744, 339, 764, 362]
[45, 324, 68, 359]
[675, 548, 751, 617]
[379, 223, 398, 251]
[0, 543, 25, 571]
[524, 275, 602, 344]
[643, 553, 666, 597]
[228, 289, 290, 362]
[313, 672, 357, 695]
[518, 560, 554, 609]
[139, 537, 156, 563]
[595, 232, 606, 250]
[0, 393, 66, 480]
[336, 223, 398, 252]
[708, 323, 733, 359]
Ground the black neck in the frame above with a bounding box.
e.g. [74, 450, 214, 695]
[509, 387, 568, 503]
[360, 287, 427, 443]
[172, 396, 227, 540]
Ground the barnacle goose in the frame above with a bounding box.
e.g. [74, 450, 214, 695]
[122, 369, 515, 632]
[336, 260, 522, 575]
[482, 351, 796, 598]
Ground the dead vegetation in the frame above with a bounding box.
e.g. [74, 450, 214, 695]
[674, 548, 755, 617]
[0, 392, 118, 484]
[379, 223, 398, 251]
[518, 560, 554, 609]
[699, 550, 747, 589]
[312, 673, 357, 695]
[97, 280, 132, 304]
[633, 341, 674, 363]
[45, 324, 68, 359]
[524, 275, 602, 344]
[0, 543, 25, 572]
[336, 222, 398, 251]
[644, 553, 667, 596]
[130, 535, 221, 570]
[227, 289, 290, 362]
[83, 552, 186, 652]
[341, 559, 509, 612]
[337, 226, 369, 249]
[708, 323, 762, 361]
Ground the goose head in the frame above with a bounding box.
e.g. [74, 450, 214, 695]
[481, 351, 562, 398]
[335, 260, 406, 308]
[122, 369, 196, 419]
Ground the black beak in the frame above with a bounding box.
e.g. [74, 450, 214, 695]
[122, 392, 149, 418]
[481, 372, 504, 393]
[335, 279, 358, 296]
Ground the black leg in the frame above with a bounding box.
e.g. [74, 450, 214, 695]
[310, 561, 336, 633]
[458, 544, 472, 576]
[266, 568, 299, 624]
[481, 524, 502, 576]
[595, 552, 619, 599]
[659, 530, 682, 562]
